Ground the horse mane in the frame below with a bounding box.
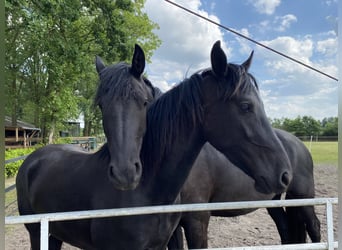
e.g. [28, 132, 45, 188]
[141, 73, 204, 181]
[94, 62, 152, 108]
[141, 63, 259, 182]
[151, 85, 163, 99]
[142, 76, 158, 98]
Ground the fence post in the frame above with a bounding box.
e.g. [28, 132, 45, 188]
[40, 218, 49, 250]
[326, 201, 334, 250]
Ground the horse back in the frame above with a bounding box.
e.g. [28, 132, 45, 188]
[16, 144, 96, 213]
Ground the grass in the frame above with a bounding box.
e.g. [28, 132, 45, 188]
[303, 141, 338, 165]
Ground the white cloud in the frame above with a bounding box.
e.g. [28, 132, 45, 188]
[254, 35, 337, 119]
[274, 14, 297, 32]
[258, 36, 313, 71]
[325, 0, 338, 6]
[316, 38, 338, 57]
[257, 36, 337, 78]
[144, 0, 229, 89]
[261, 86, 338, 119]
[249, 0, 281, 15]
[142, 1, 337, 120]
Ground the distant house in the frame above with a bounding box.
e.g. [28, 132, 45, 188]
[59, 121, 81, 137]
[5, 116, 41, 148]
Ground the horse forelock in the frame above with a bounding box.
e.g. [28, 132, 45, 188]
[200, 63, 259, 101]
[94, 62, 149, 108]
[225, 64, 259, 99]
[141, 73, 204, 181]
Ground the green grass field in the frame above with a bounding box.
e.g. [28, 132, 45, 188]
[303, 141, 338, 165]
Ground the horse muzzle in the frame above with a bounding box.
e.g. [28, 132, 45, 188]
[107, 161, 142, 190]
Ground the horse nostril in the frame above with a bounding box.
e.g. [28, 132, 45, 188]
[281, 171, 290, 187]
[109, 165, 115, 178]
[135, 162, 142, 174]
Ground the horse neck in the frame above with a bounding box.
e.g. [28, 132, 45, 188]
[140, 75, 206, 204]
[144, 128, 205, 205]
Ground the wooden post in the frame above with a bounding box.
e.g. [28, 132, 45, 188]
[15, 128, 18, 142]
[24, 130, 27, 147]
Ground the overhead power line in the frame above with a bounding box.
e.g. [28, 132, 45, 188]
[164, 0, 338, 82]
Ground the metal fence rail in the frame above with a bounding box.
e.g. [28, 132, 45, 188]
[5, 155, 28, 164]
[5, 155, 29, 193]
[5, 198, 338, 250]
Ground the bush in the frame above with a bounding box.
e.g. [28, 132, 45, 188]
[5, 146, 42, 178]
[54, 137, 72, 144]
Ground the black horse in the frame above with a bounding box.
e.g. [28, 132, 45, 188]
[16, 41, 292, 249]
[94, 44, 155, 190]
[16, 44, 155, 248]
[168, 128, 320, 249]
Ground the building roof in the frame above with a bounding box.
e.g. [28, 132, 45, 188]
[5, 116, 41, 131]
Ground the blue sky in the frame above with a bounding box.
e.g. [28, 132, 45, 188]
[144, 0, 338, 120]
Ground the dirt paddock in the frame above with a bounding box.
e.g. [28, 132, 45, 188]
[5, 164, 338, 249]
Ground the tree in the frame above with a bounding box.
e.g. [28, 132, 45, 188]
[5, 0, 161, 142]
[5, 0, 32, 127]
[270, 117, 284, 130]
[321, 117, 338, 136]
[281, 117, 304, 136]
[271, 116, 321, 137]
[301, 115, 321, 136]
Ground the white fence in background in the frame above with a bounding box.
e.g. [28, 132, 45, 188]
[5, 198, 338, 250]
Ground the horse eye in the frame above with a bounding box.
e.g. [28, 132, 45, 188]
[240, 102, 251, 112]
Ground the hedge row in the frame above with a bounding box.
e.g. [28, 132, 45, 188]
[5, 147, 41, 178]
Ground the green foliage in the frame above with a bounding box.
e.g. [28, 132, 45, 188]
[5, 0, 161, 141]
[270, 116, 338, 137]
[54, 137, 72, 144]
[321, 117, 338, 136]
[5, 147, 41, 178]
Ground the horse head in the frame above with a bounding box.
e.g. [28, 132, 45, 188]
[95, 44, 154, 190]
[201, 41, 292, 194]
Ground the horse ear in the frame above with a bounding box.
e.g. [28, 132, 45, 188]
[210, 40, 227, 77]
[242, 51, 254, 71]
[131, 44, 145, 78]
[95, 56, 106, 74]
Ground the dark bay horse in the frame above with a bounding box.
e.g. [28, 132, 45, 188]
[168, 128, 320, 249]
[16, 41, 292, 249]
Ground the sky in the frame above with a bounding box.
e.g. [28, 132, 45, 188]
[143, 0, 338, 120]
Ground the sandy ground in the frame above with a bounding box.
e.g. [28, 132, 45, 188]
[5, 164, 338, 249]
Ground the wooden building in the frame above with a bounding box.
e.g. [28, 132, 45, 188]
[5, 116, 41, 148]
